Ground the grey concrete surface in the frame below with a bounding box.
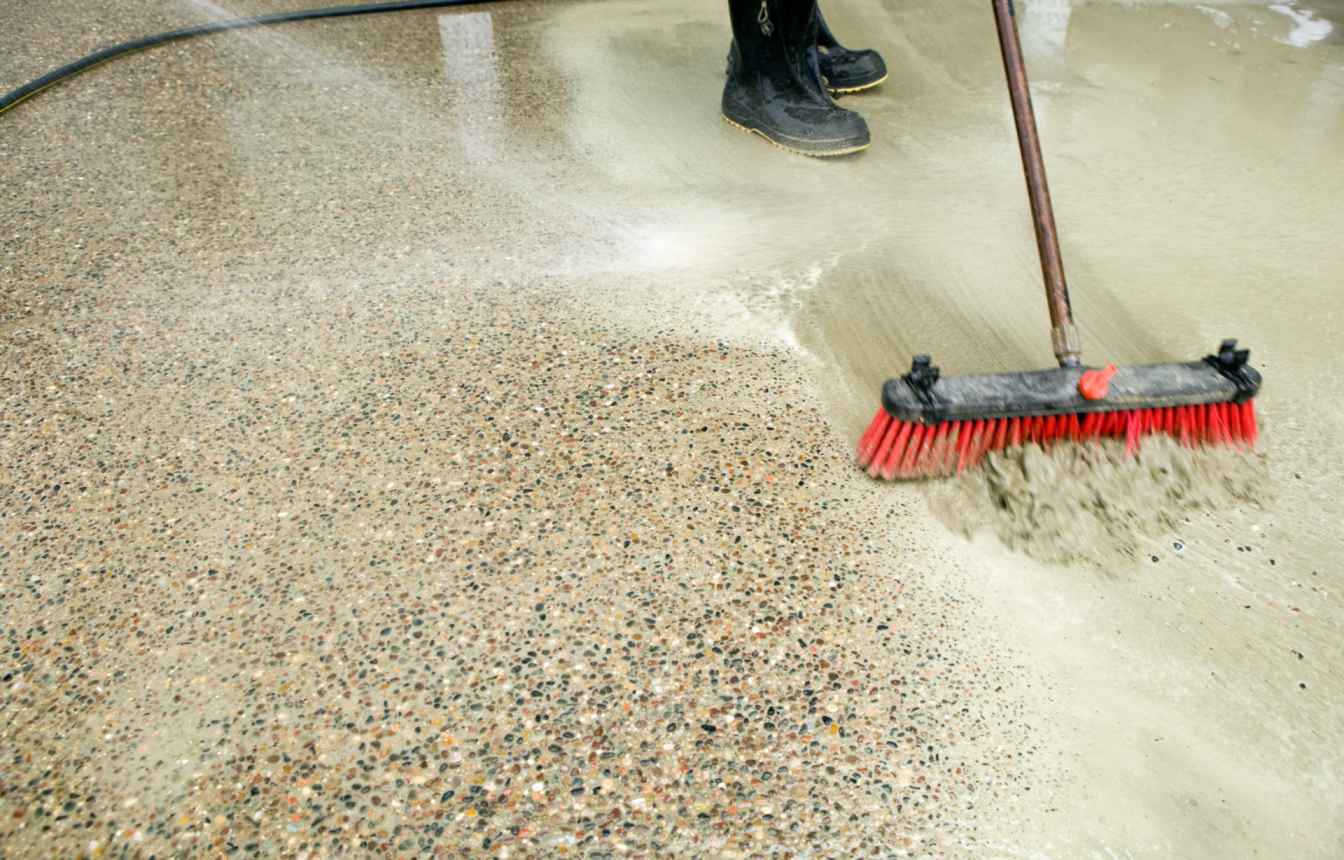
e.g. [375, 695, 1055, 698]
[2, 0, 1341, 857]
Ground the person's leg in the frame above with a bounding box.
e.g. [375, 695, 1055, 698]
[815, 3, 888, 94]
[722, 0, 870, 157]
[727, 2, 888, 97]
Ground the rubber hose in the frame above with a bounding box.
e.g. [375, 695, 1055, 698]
[0, 0, 505, 116]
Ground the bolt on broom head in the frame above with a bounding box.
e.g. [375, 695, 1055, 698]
[857, 340, 1262, 480]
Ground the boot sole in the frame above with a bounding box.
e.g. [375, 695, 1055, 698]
[828, 71, 889, 95]
[720, 114, 870, 158]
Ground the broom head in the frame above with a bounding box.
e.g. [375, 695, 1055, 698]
[858, 339, 1262, 480]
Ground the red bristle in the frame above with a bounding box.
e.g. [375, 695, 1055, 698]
[1241, 400, 1258, 445]
[1048, 415, 1065, 443]
[974, 419, 996, 470]
[954, 421, 975, 474]
[1080, 412, 1099, 438]
[858, 409, 890, 465]
[992, 417, 1010, 453]
[882, 422, 915, 479]
[971, 419, 997, 466]
[865, 413, 897, 467]
[983, 417, 1001, 455]
[1231, 402, 1248, 444]
[980, 417, 999, 459]
[948, 422, 965, 470]
[956, 423, 972, 472]
[868, 423, 894, 477]
[894, 424, 929, 478]
[866, 418, 902, 478]
[1226, 401, 1244, 441]
[929, 422, 954, 475]
[862, 416, 891, 475]
[1226, 402, 1243, 444]
[879, 421, 917, 480]
[963, 420, 984, 468]
[1211, 403, 1229, 446]
[1067, 413, 1082, 441]
[1231, 402, 1247, 444]
[1125, 411, 1141, 455]
[1010, 416, 1023, 447]
[911, 423, 940, 475]
[963, 421, 981, 468]
[1104, 412, 1118, 438]
[915, 423, 936, 476]
[1136, 408, 1149, 438]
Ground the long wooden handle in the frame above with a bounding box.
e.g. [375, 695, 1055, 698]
[991, 0, 1080, 367]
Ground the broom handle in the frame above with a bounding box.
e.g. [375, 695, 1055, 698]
[991, 0, 1081, 367]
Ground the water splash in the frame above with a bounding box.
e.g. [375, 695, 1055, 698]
[1195, 5, 1234, 29]
[437, 11, 504, 159]
[1019, 0, 1074, 61]
[1268, 3, 1334, 47]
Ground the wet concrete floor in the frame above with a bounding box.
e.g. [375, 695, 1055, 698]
[2, 0, 1342, 857]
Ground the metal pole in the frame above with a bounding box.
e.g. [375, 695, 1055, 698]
[991, 0, 1081, 367]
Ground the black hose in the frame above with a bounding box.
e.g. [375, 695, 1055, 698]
[0, 0, 505, 116]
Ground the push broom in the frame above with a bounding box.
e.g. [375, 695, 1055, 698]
[858, 0, 1262, 481]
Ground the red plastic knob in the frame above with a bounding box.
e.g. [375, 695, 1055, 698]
[1078, 363, 1118, 401]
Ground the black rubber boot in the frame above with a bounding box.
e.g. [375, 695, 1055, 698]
[815, 5, 888, 94]
[722, 0, 870, 157]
